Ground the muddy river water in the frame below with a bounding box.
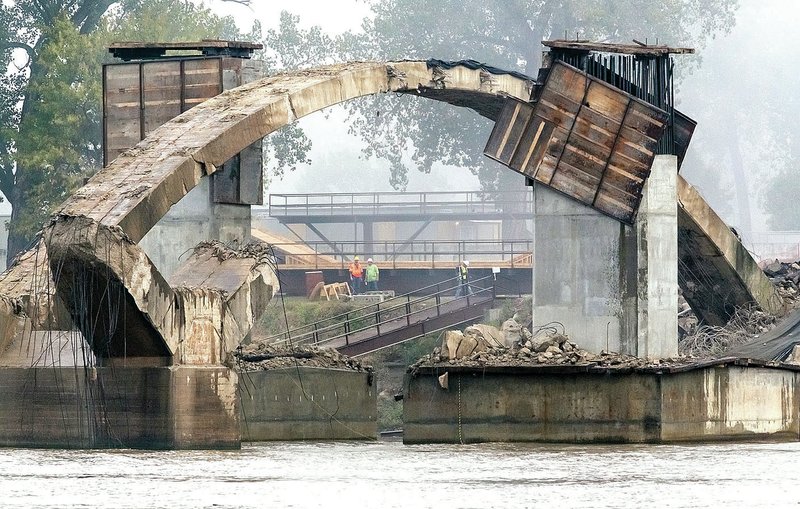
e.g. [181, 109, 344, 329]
[1, 440, 799, 508]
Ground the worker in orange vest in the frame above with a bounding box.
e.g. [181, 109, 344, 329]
[349, 256, 364, 294]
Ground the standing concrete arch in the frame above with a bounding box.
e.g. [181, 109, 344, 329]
[0, 60, 535, 361]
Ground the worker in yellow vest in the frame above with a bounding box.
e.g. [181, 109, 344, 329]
[365, 258, 380, 292]
[455, 260, 472, 297]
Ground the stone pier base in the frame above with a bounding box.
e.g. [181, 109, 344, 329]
[403, 363, 800, 444]
[239, 367, 377, 441]
[0, 366, 239, 449]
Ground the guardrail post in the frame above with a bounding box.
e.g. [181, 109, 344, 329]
[405, 296, 412, 326]
[313, 323, 319, 344]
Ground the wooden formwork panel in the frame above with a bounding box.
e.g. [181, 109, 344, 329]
[484, 61, 669, 223]
[103, 58, 224, 165]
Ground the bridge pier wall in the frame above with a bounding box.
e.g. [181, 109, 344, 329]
[0, 366, 239, 449]
[240, 367, 376, 441]
[531, 155, 677, 359]
[403, 364, 800, 444]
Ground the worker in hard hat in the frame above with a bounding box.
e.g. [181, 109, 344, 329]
[364, 258, 380, 292]
[455, 260, 472, 297]
[349, 256, 364, 294]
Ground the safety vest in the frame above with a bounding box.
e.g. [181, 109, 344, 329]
[458, 265, 468, 282]
[365, 264, 379, 282]
[349, 262, 363, 278]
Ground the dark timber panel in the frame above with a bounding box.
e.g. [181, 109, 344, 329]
[485, 61, 669, 223]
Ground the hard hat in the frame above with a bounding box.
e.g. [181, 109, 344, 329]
[464, 260, 470, 266]
[367, 258, 373, 262]
[354, 256, 359, 261]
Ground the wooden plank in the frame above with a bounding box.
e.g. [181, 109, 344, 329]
[542, 63, 587, 104]
[105, 88, 141, 105]
[542, 40, 694, 56]
[615, 137, 656, 167]
[105, 119, 141, 139]
[496, 101, 534, 164]
[106, 104, 141, 120]
[560, 141, 608, 180]
[605, 158, 650, 185]
[184, 84, 224, 100]
[509, 117, 553, 176]
[582, 81, 628, 122]
[549, 160, 599, 203]
[535, 96, 578, 129]
[598, 177, 639, 207]
[595, 190, 635, 215]
[104, 66, 140, 88]
[484, 99, 519, 159]
[673, 110, 697, 169]
[533, 128, 569, 181]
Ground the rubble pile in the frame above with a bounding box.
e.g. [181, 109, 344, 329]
[234, 342, 372, 373]
[409, 317, 694, 373]
[763, 259, 800, 307]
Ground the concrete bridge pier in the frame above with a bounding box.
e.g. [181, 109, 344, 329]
[532, 155, 678, 359]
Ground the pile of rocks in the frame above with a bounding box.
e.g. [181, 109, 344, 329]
[409, 317, 694, 373]
[233, 342, 372, 373]
[763, 259, 800, 307]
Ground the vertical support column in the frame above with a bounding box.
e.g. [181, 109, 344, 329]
[530, 183, 638, 355]
[636, 155, 678, 359]
[363, 221, 374, 259]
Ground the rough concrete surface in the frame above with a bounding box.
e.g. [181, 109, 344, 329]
[678, 174, 784, 325]
[0, 60, 533, 366]
[404, 362, 800, 444]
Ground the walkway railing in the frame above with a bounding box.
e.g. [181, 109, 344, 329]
[268, 190, 532, 218]
[268, 239, 533, 269]
[267, 275, 495, 352]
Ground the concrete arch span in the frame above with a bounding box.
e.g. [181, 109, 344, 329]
[0, 59, 782, 365]
[0, 61, 536, 362]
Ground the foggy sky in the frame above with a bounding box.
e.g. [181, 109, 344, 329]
[203, 0, 800, 235]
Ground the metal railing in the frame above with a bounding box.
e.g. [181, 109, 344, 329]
[267, 275, 495, 349]
[268, 190, 532, 218]
[269, 239, 533, 269]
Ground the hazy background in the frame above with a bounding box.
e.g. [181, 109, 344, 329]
[191, 0, 800, 246]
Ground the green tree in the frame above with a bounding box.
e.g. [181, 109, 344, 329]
[0, 0, 252, 263]
[332, 0, 740, 191]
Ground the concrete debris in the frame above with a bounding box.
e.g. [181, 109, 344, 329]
[788, 345, 800, 365]
[438, 372, 449, 389]
[464, 324, 506, 348]
[234, 343, 373, 373]
[763, 259, 800, 308]
[413, 324, 695, 374]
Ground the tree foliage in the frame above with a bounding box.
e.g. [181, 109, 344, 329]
[329, 0, 741, 192]
[0, 0, 252, 261]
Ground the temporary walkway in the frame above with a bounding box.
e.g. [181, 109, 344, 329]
[266, 275, 495, 357]
[268, 190, 532, 223]
[251, 229, 532, 271]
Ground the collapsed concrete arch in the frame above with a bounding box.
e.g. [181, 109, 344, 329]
[0, 59, 781, 365]
[0, 61, 535, 363]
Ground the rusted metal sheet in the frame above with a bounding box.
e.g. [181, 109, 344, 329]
[484, 61, 669, 223]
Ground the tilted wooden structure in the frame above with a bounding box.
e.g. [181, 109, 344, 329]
[485, 61, 669, 223]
